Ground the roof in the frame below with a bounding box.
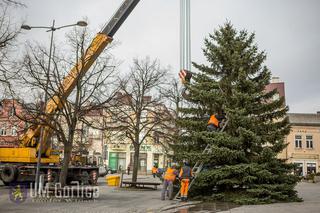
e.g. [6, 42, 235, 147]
[287, 113, 320, 126]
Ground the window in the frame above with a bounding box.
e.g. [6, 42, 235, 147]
[0, 124, 6, 136]
[153, 154, 159, 167]
[294, 162, 303, 176]
[295, 135, 302, 148]
[154, 132, 160, 144]
[11, 125, 17, 136]
[103, 144, 108, 160]
[307, 163, 316, 174]
[306, 135, 313, 149]
[9, 107, 15, 117]
[82, 125, 89, 137]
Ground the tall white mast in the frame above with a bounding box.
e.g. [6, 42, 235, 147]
[180, 0, 191, 71]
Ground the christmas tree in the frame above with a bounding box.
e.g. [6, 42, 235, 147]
[175, 22, 300, 204]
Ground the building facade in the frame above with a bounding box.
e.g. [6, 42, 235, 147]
[279, 113, 320, 176]
[74, 119, 173, 174]
[265, 77, 286, 102]
[72, 93, 174, 174]
[266, 78, 320, 176]
[0, 99, 26, 147]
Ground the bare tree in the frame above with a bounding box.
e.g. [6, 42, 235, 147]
[107, 57, 168, 183]
[1, 0, 26, 7]
[0, 3, 21, 87]
[157, 79, 185, 151]
[6, 25, 117, 186]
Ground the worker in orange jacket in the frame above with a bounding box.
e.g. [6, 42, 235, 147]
[179, 162, 193, 201]
[152, 165, 158, 178]
[207, 112, 226, 132]
[161, 165, 178, 200]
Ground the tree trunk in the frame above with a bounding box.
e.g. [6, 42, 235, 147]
[131, 144, 140, 184]
[59, 142, 72, 187]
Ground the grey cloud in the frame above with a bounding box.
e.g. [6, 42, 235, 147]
[12, 0, 320, 113]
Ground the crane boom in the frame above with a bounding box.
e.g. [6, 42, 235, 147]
[19, 0, 141, 156]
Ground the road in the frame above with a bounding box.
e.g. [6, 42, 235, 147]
[0, 175, 174, 213]
[0, 178, 319, 213]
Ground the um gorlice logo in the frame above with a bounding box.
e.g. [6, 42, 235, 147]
[9, 184, 28, 204]
[8, 182, 99, 204]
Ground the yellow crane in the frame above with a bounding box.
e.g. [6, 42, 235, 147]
[0, 0, 140, 185]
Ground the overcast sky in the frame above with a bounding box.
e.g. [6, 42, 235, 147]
[13, 0, 320, 113]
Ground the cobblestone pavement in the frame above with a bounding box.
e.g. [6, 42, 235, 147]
[0, 174, 172, 213]
[0, 176, 319, 213]
[218, 182, 320, 213]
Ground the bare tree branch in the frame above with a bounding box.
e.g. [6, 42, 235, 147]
[5, 25, 118, 186]
[105, 57, 169, 183]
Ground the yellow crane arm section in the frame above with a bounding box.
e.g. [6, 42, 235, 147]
[17, 0, 140, 157]
[19, 34, 113, 155]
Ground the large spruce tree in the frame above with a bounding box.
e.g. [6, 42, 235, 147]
[175, 22, 300, 204]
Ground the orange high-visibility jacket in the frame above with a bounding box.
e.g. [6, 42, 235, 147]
[164, 167, 177, 181]
[179, 166, 192, 179]
[208, 115, 219, 127]
[152, 167, 158, 174]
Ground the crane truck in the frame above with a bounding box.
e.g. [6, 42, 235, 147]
[0, 0, 141, 186]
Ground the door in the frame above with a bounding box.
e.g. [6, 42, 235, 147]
[109, 152, 118, 171]
[139, 153, 147, 174]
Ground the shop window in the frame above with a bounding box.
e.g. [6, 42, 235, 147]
[109, 152, 126, 171]
[130, 153, 147, 173]
[118, 152, 126, 171]
[295, 135, 302, 148]
[306, 135, 313, 149]
[294, 162, 303, 176]
[307, 163, 316, 174]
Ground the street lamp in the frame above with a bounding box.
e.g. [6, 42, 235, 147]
[21, 20, 87, 195]
[21, 20, 88, 31]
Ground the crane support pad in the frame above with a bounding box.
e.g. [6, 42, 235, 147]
[0, 148, 59, 163]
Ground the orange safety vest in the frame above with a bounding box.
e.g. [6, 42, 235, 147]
[208, 115, 219, 127]
[179, 166, 192, 179]
[152, 167, 158, 174]
[164, 167, 176, 181]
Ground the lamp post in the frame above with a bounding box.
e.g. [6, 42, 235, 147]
[21, 20, 88, 194]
